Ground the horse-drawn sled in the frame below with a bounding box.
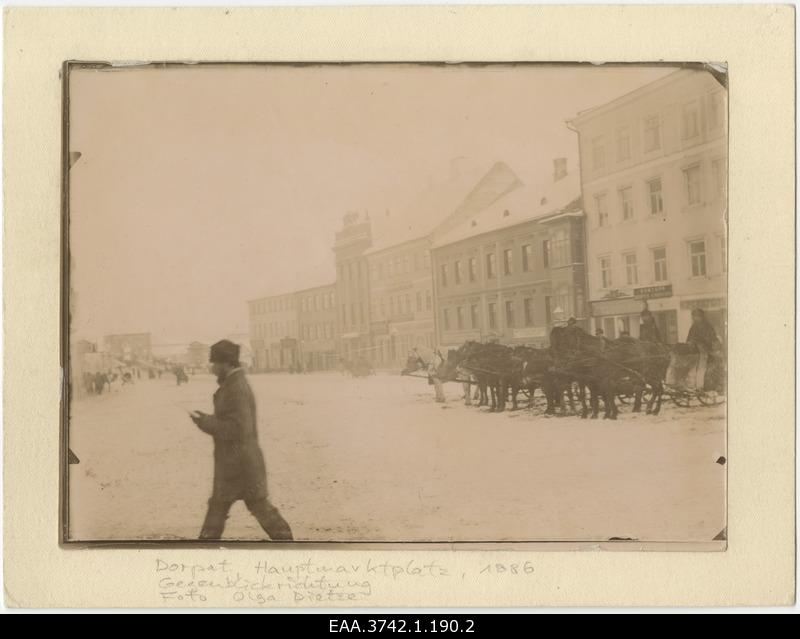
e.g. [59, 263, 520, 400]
[401, 325, 725, 419]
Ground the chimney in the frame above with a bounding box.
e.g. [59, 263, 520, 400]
[553, 158, 568, 182]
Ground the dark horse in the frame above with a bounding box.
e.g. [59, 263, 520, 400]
[549, 326, 670, 418]
[438, 341, 522, 412]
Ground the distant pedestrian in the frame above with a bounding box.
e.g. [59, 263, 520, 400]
[94, 371, 105, 395]
[190, 340, 293, 541]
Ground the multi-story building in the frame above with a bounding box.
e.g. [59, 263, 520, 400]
[366, 236, 435, 368]
[568, 69, 727, 343]
[186, 341, 210, 371]
[103, 333, 152, 363]
[333, 212, 373, 363]
[356, 160, 522, 367]
[296, 283, 337, 371]
[431, 161, 585, 348]
[247, 292, 299, 371]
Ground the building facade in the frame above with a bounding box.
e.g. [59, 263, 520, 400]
[366, 237, 435, 369]
[186, 341, 210, 371]
[103, 333, 152, 363]
[333, 212, 374, 363]
[296, 283, 337, 371]
[247, 292, 300, 371]
[431, 165, 585, 349]
[569, 69, 727, 343]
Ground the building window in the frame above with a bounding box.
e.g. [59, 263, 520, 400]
[404, 256, 410, 273]
[542, 240, 549, 268]
[624, 252, 638, 286]
[488, 303, 497, 329]
[440, 264, 448, 287]
[486, 253, 496, 279]
[713, 158, 727, 197]
[454, 260, 462, 284]
[380, 298, 386, 318]
[553, 286, 572, 320]
[548, 229, 570, 268]
[619, 186, 634, 221]
[684, 164, 702, 205]
[652, 247, 668, 282]
[468, 257, 477, 282]
[648, 178, 663, 215]
[522, 244, 533, 272]
[503, 249, 513, 275]
[682, 103, 700, 139]
[426, 290, 432, 311]
[524, 298, 534, 326]
[616, 126, 631, 161]
[470, 304, 479, 329]
[545, 297, 552, 324]
[708, 91, 724, 130]
[644, 115, 661, 152]
[600, 256, 612, 288]
[405, 294, 411, 315]
[689, 240, 707, 277]
[505, 301, 515, 328]
[595, 193, 608, 227]
[443, 308, 451, 331]
[416, 291, 422, 312]
[424, 251, 431, 269]
[456, 306, 464, 330]
[592, 137, 605, 170]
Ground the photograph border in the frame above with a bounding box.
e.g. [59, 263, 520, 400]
[59, 58, 728, 550]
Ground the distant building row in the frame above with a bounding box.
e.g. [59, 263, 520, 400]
[247, 69, 727, 371]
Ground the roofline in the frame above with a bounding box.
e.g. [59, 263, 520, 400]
[247, 282, 336, 303]
[364, 233, 431, 256]
[431, 201, 581, 250]
[536, 209, 585, 224]
[567, 68, 701, 128]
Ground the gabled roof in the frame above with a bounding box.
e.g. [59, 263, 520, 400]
[432, 170, 582, 248]
[366, 160, 521, 255]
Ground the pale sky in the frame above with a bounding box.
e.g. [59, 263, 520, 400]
[69, 63, 674, 347]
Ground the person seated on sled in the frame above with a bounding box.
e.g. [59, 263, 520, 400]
[686, 308, 723, 391]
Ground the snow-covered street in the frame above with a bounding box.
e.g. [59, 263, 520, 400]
[68, 371, 726, 542]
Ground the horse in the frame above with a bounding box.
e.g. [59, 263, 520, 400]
[550, 326, 671, 418]
[514, 345, 564, 414]
[548, 326, 612, 418]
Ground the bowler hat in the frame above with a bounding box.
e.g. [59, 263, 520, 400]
[209, 340, 240, 365]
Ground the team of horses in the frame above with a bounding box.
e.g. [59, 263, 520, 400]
[404, 326, 722, 419]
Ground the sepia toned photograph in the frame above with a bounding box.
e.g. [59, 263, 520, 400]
[64, 62, 727, 545]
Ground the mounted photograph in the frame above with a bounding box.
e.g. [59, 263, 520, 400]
[63, 62, 727, 545]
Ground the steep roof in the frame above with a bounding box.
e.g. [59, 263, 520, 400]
[366, 160, 521, 255]
[432, 169, 582, 248]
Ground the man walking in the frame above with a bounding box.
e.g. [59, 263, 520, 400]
[190, 339, 293, 541]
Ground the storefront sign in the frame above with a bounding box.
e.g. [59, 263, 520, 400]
[633, 284, 673, 300]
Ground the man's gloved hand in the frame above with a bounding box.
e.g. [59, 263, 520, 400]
[190, 410, 210, 428]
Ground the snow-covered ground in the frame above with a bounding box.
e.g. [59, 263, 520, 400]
[68, 371, 726, 542]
